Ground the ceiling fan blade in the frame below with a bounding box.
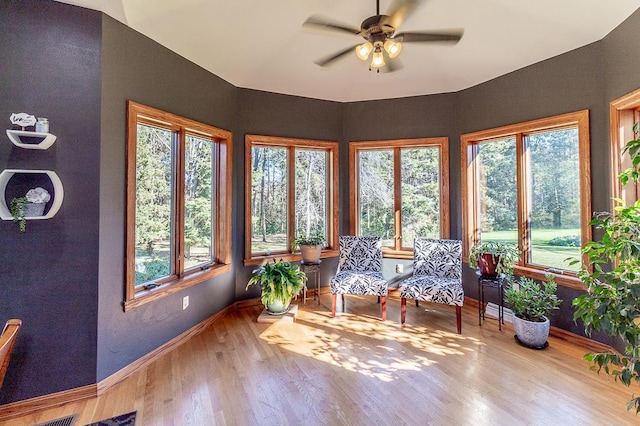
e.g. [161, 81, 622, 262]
[382, 0, 423, 30]
[314, 44, 359, 67]
[303, 15, 363, 36]
[394, 29, 464, 44]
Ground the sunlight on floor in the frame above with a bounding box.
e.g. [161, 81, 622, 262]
[258, 303, 485, 383]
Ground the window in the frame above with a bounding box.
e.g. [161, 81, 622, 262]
[349, 138, 450, 258]
[125, 101, 232, 310]
[244, 135, 339, 265]
[610, 87, 640, 206]
[461, 110, 591, 288]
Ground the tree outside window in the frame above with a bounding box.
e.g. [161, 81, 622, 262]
[125, 102, 232, 310]
[462, 110, 591, 288]
[244, 135, 339, 265]
[349, 138, 450, 257]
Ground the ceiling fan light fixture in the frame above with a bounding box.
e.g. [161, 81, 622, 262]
[384, 39, 402, 58]
[355, 42, 373, 60]
[370, 46, 385, 68]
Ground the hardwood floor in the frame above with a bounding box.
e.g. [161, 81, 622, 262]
[3, 293, 640, 425]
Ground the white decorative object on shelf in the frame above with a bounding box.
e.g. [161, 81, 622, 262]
[10, 113, 36, 128]
[0, 169, 64, 221]
[25, 187, 51, 204]
[6, 129, 56, 149]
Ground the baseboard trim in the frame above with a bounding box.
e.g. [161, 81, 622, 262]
[0, 384, 95, 421]
[96, 302, 237, 394]
[0, 293, 618, 421]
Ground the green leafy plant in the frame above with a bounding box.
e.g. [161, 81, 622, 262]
[572, 122, 640, 413]
[292, 233, 325, 250]
[10, 196, 29, 232]
[504, 275, 562, 322]
[246, 259, 307, 308]
[469, 241, 520, 276]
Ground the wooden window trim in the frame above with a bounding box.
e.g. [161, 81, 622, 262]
[610, 87, 640, 206]
[349, 137, 450, 258]
[461, 110, 591, 289]
[124, 101, 232, 311]
[244, 135, 339, 266]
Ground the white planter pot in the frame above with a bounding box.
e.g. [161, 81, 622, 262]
[513, 315, 550, 349]
[265, 297, 292, 315]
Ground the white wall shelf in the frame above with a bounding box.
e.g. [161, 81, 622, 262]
[6, 129, 57, 149]
[0, 169, 64, 220]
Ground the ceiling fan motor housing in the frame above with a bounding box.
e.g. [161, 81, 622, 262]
[361, 15, 396, 42]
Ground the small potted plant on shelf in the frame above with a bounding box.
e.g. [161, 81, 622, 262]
[504, 275, 562, 349]
[292, 232, 325, 264]
[469, 241, 520, 277]
[246, 259, 307, 315]
[10, 187, 51, 232]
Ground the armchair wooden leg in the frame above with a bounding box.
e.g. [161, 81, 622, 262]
[331, 294, 336, 317]
[341, 294, 345, 310]
[456, 306, 462, 334]
[415, 300, 419, 307]
[381, 296, 387, 321]
[401, 297, 407, 324]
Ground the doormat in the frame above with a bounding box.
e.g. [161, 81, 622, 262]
[85, 411, 136, 426]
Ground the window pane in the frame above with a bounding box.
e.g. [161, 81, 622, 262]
[295, 149, 327, 241]
[477, 138, 518, 245]
[184, 135, 215, 269]
[358, 150, 394, 246]
[251, 146, 288, 254]
[135, 124, 175, 286]
[528, 128, 581, 271]
[401, 147, 440, 245]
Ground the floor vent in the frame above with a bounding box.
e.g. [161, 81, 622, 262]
[34, 414, 78, 426]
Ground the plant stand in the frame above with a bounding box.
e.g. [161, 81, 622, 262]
[257, 304, 299, 324]
[477, 271, 506, 330]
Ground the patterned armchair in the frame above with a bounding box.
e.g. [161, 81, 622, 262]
[330, 236, 388, 320]
[400, 238, 464, 333]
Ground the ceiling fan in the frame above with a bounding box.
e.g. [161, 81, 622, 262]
[303, 0, 463, 72]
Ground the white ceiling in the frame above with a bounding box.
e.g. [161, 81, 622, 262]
[55, 0, 640, 102]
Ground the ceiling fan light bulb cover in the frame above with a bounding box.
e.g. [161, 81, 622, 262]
[355, 42, 373, 61]
[371, 50, 385, 68]
[384, 40, 402, 58]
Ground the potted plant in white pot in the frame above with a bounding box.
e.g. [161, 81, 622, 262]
[292, 233, 325, 264]
[469, 241, 520, 277]
[504, 275, 562, 349]
[246, 259, 307, 315]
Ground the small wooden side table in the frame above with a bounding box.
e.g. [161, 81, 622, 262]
[300, 260, 321, 304]
[477, 272, 507, 330]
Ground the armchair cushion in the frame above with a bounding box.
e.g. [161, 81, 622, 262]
[331, 270, 388, 296]
[337, 236, 382, 273]
[400, 275, 463, 306]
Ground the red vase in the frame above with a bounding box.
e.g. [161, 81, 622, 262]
[477, 253, 500, 277]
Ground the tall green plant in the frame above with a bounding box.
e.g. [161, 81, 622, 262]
[573, 123, 640, 413]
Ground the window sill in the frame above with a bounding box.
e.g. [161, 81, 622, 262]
[514, 265, 586, 291]
[381, 248, 414, 259]
[244, 250, 339, 267]
[123, 263, 232, 312]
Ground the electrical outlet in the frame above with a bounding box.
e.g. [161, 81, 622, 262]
[182, 295, 189, 310]
[395, 264, 403, 274]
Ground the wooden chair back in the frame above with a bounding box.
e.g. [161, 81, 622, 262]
[0, 319, 22, 388]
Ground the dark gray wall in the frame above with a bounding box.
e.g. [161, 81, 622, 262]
[98, 16, 239, 381]
[234, 89, 343, 301]
[2, 0, 640, 407]
[0, 0, 101, 403]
